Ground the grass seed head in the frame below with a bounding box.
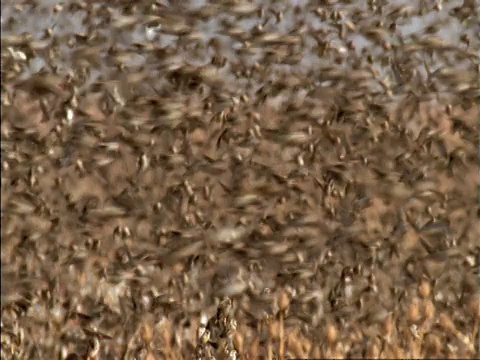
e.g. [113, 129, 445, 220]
[439, 313, 456, 333]
[326, 322, 338, 347]
[423, 299, 436, 321]
[419, 278, 431, 298]
[408, 297, 421, 323]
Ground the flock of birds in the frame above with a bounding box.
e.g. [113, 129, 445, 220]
[1, 0, 479, 359]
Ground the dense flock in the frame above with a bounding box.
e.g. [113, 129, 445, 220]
[1, 0, 479, 359]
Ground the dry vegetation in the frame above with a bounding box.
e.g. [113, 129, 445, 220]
[1, 0, 479, 359]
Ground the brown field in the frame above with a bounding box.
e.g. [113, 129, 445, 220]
[1, 1, 479, 359]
